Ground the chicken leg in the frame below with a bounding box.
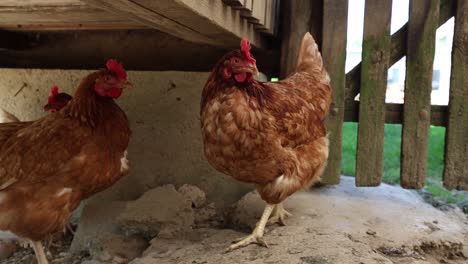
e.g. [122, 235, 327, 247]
[267, 203, 292, 226]
[31, 240, 48, 264]
[227, 203, 274, 252]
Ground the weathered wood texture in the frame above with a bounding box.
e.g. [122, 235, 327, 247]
[0, 30, 280, 75]
[321, 0, 348, 185]
[279, 0, 314, 78]
[258, 0, 279, 35]
[1, 0, 278, 48]
[345, 0, 455, 103]
[356, 0, 392, 186]
[345, 103, 448, 127]
[218, 0, 279, 36]
[80, 0, 218, 45]
[401, 0, 440, 189]
[443, 0, 468, 190]
[0, 0, 144, 30]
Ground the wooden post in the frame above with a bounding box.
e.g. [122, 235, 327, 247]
[279, 0, 313, 78]
[401, 0, 440, 188]
[444, 0, 468, 190]
[355, 0, 392, 186]
[321, 0, 348, 184]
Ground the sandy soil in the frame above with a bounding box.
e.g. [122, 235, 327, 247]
[129, 177, 467, 264]
[1, 177, 467, 264]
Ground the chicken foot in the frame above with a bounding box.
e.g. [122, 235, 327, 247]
[267, 203, 292, 226]
[31, 240, 49, 264]
[227, 203, 274, 252]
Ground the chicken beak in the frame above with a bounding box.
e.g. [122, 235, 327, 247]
[121, 80, 134, 89]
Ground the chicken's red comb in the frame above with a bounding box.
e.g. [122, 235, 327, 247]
[240, 38, 256, 64]
[106, 59, 127, 81]
[48, 85, 59, 104]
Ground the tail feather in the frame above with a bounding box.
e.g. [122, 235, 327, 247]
[0, 108, 19, 123]
[296, 33, 330, 84]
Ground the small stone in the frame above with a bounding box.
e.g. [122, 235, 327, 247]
[462, 244, 468, 258]
[287, 248, 304, 254]
[366, 230, 376, 236]
[0, 240, 18, 260]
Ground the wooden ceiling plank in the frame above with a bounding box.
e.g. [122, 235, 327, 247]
[80, 0, 220, 45]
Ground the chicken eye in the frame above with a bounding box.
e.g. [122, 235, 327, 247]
[105, 76, 112, 81]
[234, 58, 239, 64]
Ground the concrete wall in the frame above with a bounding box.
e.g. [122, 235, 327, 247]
[0, 69, 251, 208]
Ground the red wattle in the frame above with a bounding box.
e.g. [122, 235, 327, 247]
[235, 72, 247, 82]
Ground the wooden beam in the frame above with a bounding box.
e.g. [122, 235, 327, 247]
[321, 0, 349, 185]
[355, 0, 392, 187]
[401, 0, 440, 189]
[0, 30, 40, 50]
[444, 0, 468, 190]
[80, 0, 217, 45]
[0, 0, 144, 31]
[345, 102, 448, 127]
[345, 0, 456, 102]
[0, 30, 279, 75]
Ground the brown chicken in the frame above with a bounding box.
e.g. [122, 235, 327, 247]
[201, 33, 331, 251]
[0, 59, 132, 264]
[43, 85, 73, 112]
[0, 86, 72, 152]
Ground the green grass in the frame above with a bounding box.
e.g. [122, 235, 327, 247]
[341, 122, 466, 203]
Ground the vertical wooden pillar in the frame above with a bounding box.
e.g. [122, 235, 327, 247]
[321, 0, 349, 184]
[355, 0, 393, 186]
[443, 0, 468, 190]
[280, 0, 314, 78]
[401, 0, 440, 188]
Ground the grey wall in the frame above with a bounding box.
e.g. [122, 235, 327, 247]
[0, 69, 251, 208]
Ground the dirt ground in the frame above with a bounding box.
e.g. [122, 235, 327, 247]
[1, 177, 467, 264]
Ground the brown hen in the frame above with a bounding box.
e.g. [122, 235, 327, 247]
[201, 33, 331, 251]
[0, 60, 132, 264]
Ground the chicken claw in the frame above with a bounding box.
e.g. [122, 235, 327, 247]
[226, 204, 274, 252]
[228, 233, 269, 252]
[267, 203, 292, 226]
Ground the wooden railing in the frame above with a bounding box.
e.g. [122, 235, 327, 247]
[281, 0, 467, 190]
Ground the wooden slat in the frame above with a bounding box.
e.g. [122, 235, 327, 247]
[355, 0, 392, 186]
[345, 0, 456, 103]
[443, 0, 468, 190]
[401, 0, 440, 189]
[172, 0, 266, 47]
[240, 0, 253, 18]
[345, 102, 448, 127]
[321, 0, 349, 185]
[251, 0, 266, 25]
[260, 0, 276, 35]
[81, 0, 266, 48]
[222, 0, 244, 8]
[0, 1, 145, 30]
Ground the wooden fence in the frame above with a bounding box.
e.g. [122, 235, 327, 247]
[282, 0, 467, 190]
